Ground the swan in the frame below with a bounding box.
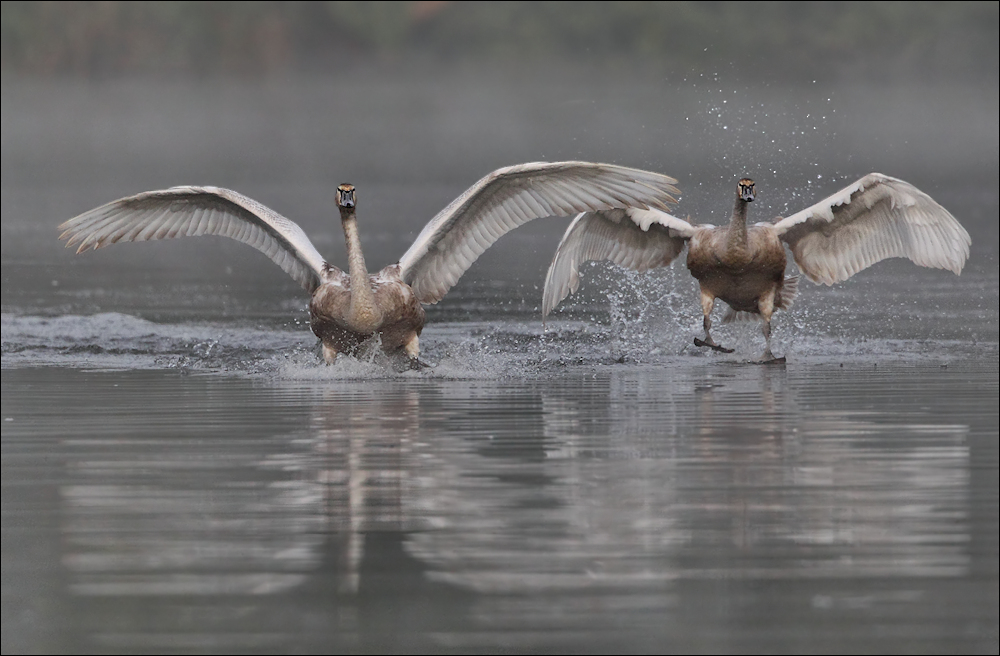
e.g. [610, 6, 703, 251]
[59, 161, 680, 366]
[542, 174, 971, 362]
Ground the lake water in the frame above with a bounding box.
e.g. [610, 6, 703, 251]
[2, 72, 998, 653]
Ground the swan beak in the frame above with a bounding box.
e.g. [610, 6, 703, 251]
[738, 178, 755, 202]
[337, 184, 356, 209]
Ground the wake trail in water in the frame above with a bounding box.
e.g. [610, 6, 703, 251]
[2, 308, 988, 380]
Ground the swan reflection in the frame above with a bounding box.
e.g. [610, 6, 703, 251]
[56, 367, 969, 619]
[405, 367, 969, 593]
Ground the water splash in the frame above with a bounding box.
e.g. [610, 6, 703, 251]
[2, 299, 989, 378]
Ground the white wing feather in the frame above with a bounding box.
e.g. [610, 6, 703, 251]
[542, 207, 696, 318]
[59, 186, 331, 293]
[396, 162, 681, 304]
[773, 174, 970, 285]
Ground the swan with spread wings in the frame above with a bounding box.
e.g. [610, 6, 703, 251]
[542, 174, 971, 362]
[59, 161, 680, 366]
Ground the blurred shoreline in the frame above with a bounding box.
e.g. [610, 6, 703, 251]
[3, 2, 998, 83]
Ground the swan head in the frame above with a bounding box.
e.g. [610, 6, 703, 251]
[738, 178, 755, 202]
[336, 184, 356, 215]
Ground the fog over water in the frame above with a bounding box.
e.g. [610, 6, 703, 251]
[3, 38, 998, 655]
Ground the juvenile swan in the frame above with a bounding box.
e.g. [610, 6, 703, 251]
[542, 174, 971, 362]
[59, 162, 680, 366]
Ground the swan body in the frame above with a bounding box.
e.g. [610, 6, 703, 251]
[59, 161, 680, 365]
[306, 184, 427, 364]
[543, 174, 971, 361]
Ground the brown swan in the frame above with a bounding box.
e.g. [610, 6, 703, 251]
[59, 161, 680, 366]
[542, 174, 971, 362]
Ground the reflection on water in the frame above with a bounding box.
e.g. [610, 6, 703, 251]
[4, 361, 993, 652]
[309, 385, 425, 594]
[3, 67, 997, 654]
[408, 369, 970, 596]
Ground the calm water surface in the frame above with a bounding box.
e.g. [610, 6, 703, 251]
[3, 74, 998, 653]
[3, 357, 997, 653]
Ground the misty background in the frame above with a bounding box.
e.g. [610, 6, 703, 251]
[4, 2, 997, 81]
[2, 1, 998, 320]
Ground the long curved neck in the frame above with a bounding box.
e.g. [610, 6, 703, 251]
[726, 195, 749, 251]
[340, 209, 380, 327]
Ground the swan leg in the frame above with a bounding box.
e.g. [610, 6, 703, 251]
[321, 342, 339, 365]
[404, 334, 420, 360]
[694, 288, 734, 353]
[756, 288, 784, 364]
[401, 333, 430, 370]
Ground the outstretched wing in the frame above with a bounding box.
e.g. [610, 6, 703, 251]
[542, 207, 696, 318]
[396, 162, 681, 304]
[59, 186, 331, 293]
[773, 174, 970, 285]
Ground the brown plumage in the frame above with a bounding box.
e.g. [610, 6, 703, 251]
[57, 162, 683, 366]
[309, 185, 425, 366]
[543, 174, 970, 361]
[684, 178, 795, 360]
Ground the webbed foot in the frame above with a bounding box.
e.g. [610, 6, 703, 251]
[694, 337, 735, 354]
[393, 355, 433, 372]
[755, 350, 786, 365]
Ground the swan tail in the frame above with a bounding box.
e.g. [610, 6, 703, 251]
[775, 275, 799, 311]
[721, 308, 761, 325]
